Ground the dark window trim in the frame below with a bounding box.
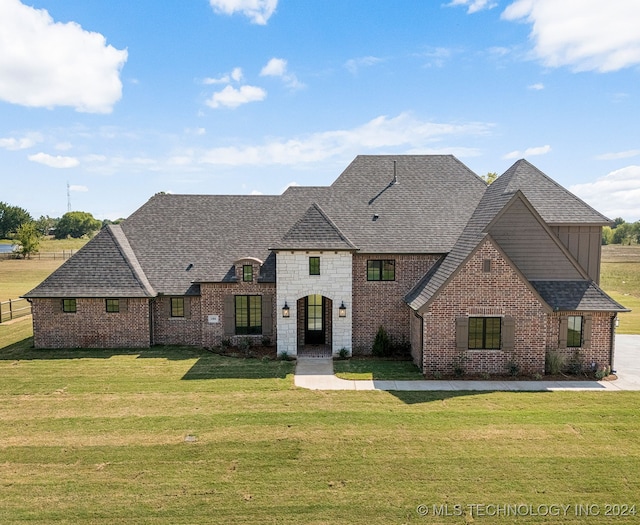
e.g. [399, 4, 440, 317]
[105, 298, 120, 313]
[235, 295, 262, 335]
[367, 259, 395, 281]
[567, 315, 583, 348]
[170, 297, 185, 318]
[242, 264, 253, 282]
[62, 298, 77, 313]
[309, 256, 320, 276]
[468, 317, 501, 350]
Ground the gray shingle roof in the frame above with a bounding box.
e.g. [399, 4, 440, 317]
[530, 281, 630, 312]
[23, 225, 156, 298]
[405, 160, 620, 311]
[491, 159, 611, 225]
[25, 156, 613, 300]
[271, 203, 357, 251]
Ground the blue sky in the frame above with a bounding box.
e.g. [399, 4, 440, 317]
[1, 0, 639, 221]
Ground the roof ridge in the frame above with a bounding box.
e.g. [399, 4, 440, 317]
[108, 224, 156, 297]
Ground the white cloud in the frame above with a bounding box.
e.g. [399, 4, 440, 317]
[528, 82, 544, 90]
[446, 0, 498, 14]
[200, 112, 492, 166]
[69, 185, 88, 192]
[205, 84, 267, 108]
[28, 152, 80, 168]
[570, 166, 640, 221]
[260, 58, 304, 90]
[502, 0, 640, 72]
[0, 132, 42, 150]
[503, 144, 551, 159]
[209, 0, 277, 25]
[345, 56, 383, 74]
[203, 67, 243, 85]
[0, 0, 127, 113]
[420, 47, 454, 68]
[260, 58, 286, 77]
[595, 149, 640, 161]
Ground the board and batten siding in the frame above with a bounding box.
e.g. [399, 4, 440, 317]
[550, 225, 602, 283]
[488, 198, 583, 280]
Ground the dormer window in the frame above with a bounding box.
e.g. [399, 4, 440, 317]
[243, 264, 253, 282]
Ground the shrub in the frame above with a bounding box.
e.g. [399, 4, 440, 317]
[567, 349, 583, 375]
[391, 336, 412, 359]
[337, 347, 349, 360]
[261, 336, 272, 347]
[372, 326, 392, 357]
[545, 349, 564, 375]
[452, 352, 467, 377]
[278, 351, 293, 361]
[507, 360, 521, 377]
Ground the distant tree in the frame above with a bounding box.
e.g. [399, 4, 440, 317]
[55, 211, 101, 239]
[0, 202, 32, 238]
[101, 218, 125, 228]
[35, 215, 58, 236]
[601, 226, 614, 245]
[13, 222, 42, 259]
[613, 217, 626, 228]
[612, 222, 633, 244]
[483, 172, 498, 184]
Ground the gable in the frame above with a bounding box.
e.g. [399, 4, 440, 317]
[24, 225, 155, 298]
[488, 196, 584, 280]
[271, 203, 357, 251]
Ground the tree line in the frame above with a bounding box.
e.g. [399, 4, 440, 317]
[0, 202, 122, 258]
[602, 218, 640, 245]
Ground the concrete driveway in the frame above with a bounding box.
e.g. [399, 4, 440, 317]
[613, 334, 640, 389]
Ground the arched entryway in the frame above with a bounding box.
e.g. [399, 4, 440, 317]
[297, 295, 333, 357]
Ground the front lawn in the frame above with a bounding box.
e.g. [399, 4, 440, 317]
[1, 332, 640, 524]
[333, 357, 424, 380]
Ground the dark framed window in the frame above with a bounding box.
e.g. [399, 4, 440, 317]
[468, 317, 501, 349]
[483, 259, 492, 273]
[567, 316, 583, 347]
[235, 295, 262, 335]
[106, 298, 120, 313]
[62, 298, 76, 313]
[170, 297, 185, 317]
[367, 259, 395, 281]
[243, 264, 253, 282]
[309, 257, 320, 275]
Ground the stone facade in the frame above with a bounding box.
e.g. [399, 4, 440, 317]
[420, 240, 549, 376]
[31, 297, 150, 348]
[275, 250, 352, 356]
[352, 253, 439, 354]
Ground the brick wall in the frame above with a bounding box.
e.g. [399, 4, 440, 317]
[31, 298, 150, 348]
[200, 282, 276, 348]
[421, 240, 548, 376]
[153, 295, 202, 346]
[545, 311, 614, 371]
[352, 253, 439, 354]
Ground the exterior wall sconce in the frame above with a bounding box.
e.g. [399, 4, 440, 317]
[282, 302, 290, 318]
[338, 301, 347, 318]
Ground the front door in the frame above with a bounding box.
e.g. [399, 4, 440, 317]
[305, 294, 325, 345]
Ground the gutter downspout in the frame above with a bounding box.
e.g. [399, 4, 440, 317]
[610, 314, 617, 373]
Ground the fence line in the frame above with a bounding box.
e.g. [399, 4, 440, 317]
[0, 298, 31, 323]
[0, 250, 77, 261]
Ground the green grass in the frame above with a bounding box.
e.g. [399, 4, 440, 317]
[334, 357, 423, 380]
[1, 337, 640, 524]
[601, 246, 640, 334]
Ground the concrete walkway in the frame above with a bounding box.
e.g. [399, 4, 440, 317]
[294, 335, 640, 392]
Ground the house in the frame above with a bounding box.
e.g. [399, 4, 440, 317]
[24, 155, 628, 376]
